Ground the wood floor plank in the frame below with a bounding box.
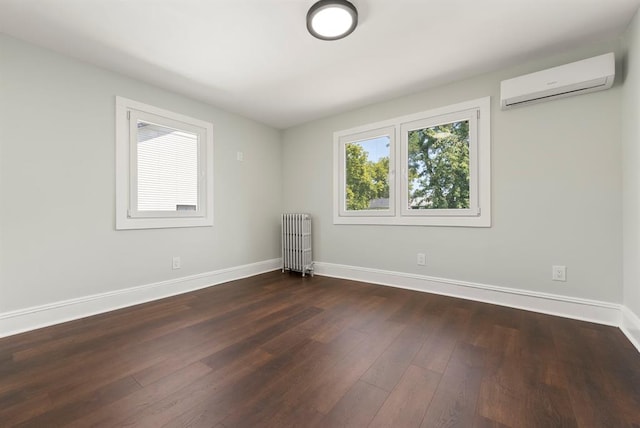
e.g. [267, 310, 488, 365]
[114, 347, 275, 427]
[0, 392, 52, 427]
[236, 401, 327, 428]
[550, 318, 600, 368]
[562, 363, 631, 428]
[361, 324, 428, 392]
[412, 305, 471, 374]
[478, 358, 578, 428]
[369, 364, 441, 428]
[200, 305, 323, 369]
[262, 327, 370, 410]
[132, 300, 320, 387]
[320, 380, 389, 428]
[65, 361, 212, 428]
[220, 325, 396, 427]
[13, 375, 141, 427]
[420, 343, 485, 428]
[293, 320, 405, 414]
[473, 415, 511, 428]
[0, 305, 211, 398]
[162, 338, 323, 427]
[0, 271, 638, 428]
[224, 327, 370, 426]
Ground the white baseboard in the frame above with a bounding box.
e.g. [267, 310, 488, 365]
[314, 261, 624, 327]
[621, 306, 640, 352]
[2, 258, 638, 354]
[0, 258, 281, 339]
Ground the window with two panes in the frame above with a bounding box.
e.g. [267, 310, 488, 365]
[335, 97, 490, 226]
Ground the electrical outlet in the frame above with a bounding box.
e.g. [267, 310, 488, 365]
[172, 256, 181, 270]
[552, 265, 566, 281]
[417, 253, 426, 266]
[237, 151, 244, 161]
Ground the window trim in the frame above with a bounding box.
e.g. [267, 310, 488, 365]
[115, 96, 214, 230]
[333, 97, 491, 227]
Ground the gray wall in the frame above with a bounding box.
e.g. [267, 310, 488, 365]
[623, 10, 640, 319]
[282, 40, 623, 304]
[0, 31, 631, 317]
[0, 35, 283, 312]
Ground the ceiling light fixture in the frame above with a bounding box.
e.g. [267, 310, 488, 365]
[307, 0, 358, 41]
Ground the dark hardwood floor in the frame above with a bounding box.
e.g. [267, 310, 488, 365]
[1, 271, 639, 427]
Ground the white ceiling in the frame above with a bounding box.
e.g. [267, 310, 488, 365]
[1, 0, 639, 129]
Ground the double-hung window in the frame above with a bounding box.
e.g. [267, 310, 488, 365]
[334, 97, 490, 227]
[115, 97, 214, 230]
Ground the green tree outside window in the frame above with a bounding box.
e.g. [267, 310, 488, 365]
[407, 120, 470, 209]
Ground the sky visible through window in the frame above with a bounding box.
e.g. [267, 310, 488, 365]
[360, 135, 390, 161]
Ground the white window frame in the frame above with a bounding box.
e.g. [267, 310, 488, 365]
[115, 96, 214, 230]
[337, 126, 396, 217]
[333, 97, 491, 227]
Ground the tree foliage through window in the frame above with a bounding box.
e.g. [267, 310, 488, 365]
[343, 122, 470, 211]
[407, 120, 470, 209]
[345, 142, 389, 210]
[335, 98, 489, 226]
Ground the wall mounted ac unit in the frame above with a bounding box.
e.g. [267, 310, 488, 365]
[500, 52, 615, 109]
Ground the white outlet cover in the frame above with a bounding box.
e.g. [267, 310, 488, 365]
[552, 265, 566, 281]
[172, 256, 181, 269]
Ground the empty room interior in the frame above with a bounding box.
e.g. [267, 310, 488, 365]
[2, 0, 640, 426]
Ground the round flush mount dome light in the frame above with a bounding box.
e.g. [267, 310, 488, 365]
[307, 0, 358, 41]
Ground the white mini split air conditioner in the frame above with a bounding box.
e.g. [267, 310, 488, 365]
[500, 52, 615, 109]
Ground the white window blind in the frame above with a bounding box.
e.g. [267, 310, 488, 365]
[136, 121, 199, 212]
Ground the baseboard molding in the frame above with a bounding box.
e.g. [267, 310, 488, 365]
[0, 258, 281, 339]
[3, 258, 638, 354]
[621, 306, 640, 352]
[314, 261, 623, 326]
